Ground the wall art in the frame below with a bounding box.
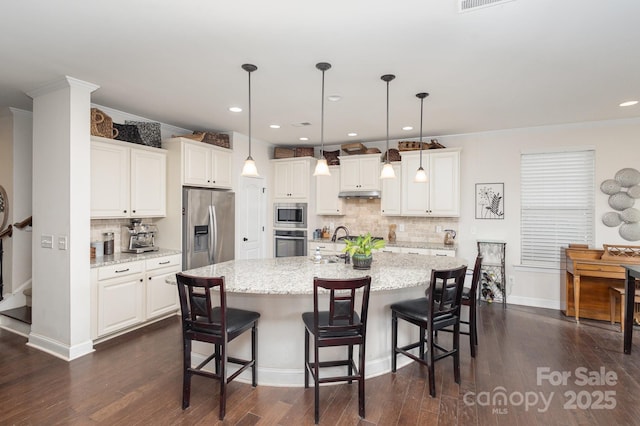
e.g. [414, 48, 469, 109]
[601, 168, 640, 241]
[476, 183, 504, 219]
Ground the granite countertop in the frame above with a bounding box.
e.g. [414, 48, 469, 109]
[166, 252, 467, 295]
[309, 238, 457, 251]
[90, 248, 182, 268]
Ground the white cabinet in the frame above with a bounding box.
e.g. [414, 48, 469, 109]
[96, 261, 145, 337]
[183, 140, 232, 189]
[272, 158, 312, 200]
[400, 148, 460, 217]
[339, 154, 381, 192]
[145, 254, 181, 319]
[381, 163, 402, 215]
[309, 242, 338, 256]
[316, 166, 344, 215]
[91, 137, 167, 218]
[400, 247, 456, 256]
[380, 246, 402, 254]
[92, 254, 181, 340]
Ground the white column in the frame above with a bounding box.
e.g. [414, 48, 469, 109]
[27, 76, 99, 360]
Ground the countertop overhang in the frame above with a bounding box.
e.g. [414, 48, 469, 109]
[90, 248, 182, 268]
[166, 252, 467, 295]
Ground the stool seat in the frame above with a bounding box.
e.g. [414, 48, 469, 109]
[609, 286, 640, 332]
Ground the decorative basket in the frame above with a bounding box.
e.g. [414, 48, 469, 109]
[601, 244, 640, 262]
[274, 147, 295, 159]
[341, 142, 367, 155]
[90, 108, 118, 139]
[323, 150, 340, 165]
[382, 148, 401, 162]
[199, 132, 230, 148]
[295, 147, 314, 157]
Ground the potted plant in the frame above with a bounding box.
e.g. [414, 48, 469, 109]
[342, 232, 386, 270]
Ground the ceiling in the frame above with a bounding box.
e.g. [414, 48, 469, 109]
[2, 0, 640, 147]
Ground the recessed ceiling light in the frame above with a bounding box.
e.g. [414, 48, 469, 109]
[347, 132, 358, 137]
[270, 124, 281, 129]
[620, 100, 638, 107]
[402, 126, 413, 131]
[328, 95, 342, 102]
[229, 106, 242, 112]
[299, 137, 309, 141]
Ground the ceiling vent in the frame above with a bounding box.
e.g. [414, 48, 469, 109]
[459, 0, 514, 12]
[292, 122, 312, 127]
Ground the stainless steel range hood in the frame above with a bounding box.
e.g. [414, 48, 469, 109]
[338, 190, 381, 199]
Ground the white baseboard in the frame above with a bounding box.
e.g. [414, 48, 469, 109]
[0, 316, 31, 338]
[27, 332, 94, 361]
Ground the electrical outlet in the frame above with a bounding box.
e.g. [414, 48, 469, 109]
[509, 276, 515, 287]
[436, 225, 442, 233]
[399, 224, 405, 232]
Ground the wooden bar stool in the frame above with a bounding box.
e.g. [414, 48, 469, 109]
[609, 286, 640, 332]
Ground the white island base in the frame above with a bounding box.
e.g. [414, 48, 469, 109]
[170, 253, 468, 387]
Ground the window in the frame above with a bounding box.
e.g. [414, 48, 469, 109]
[520, 149, 595, 268]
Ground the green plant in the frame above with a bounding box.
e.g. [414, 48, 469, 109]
[342, 232, 386, 257]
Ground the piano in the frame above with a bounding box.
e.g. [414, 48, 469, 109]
[565, 244, 640, 323]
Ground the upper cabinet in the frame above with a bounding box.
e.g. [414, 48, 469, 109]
[339, 154, 381, 192]
[316, 166, 344, 215]
[400, 148, 461, 217]
[272, 158, 312, 201]
[381, 163, 402, 216]
[91, 137, 166, 219]
[182, 139, 232, 189]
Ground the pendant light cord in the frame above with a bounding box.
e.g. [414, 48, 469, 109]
[385, 79, 390, 164]
[248, 69, 252, 158]
[320, 68, 325, 156]
[419, 94, 423, 167]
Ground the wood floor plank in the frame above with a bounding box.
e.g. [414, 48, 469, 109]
[2, 304, 640, 425]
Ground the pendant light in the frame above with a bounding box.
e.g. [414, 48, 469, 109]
[414, 92, 429, 183]
[241, 63, 259, 177]
[313, 62, 332, 176]
[380, 74, 396, 179]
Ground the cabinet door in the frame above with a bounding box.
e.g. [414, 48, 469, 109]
[273, 161, 292, 198]
[401, 154, 430, 216]
[146, 266, 180, 319]
[429, 150, 460, 216]
[211, 148, 233, 189]
[381, 163, 402, 215]
[91, 141, 130, 218]
[316, 166, 344, 215]
[339, 158, 361, 191]
[289, 160, 310, 199]
[357, 156, 381, 191]
[183, 142, 212, 187]
[97, 275, 144, 337]
[130, 148, 166, 217]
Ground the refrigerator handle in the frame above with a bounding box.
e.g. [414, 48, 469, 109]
[209, 205, 217, 264]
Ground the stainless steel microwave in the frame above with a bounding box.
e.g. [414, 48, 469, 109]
[274, 203, 307, 228]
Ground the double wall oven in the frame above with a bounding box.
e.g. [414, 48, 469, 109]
[274, 202, 307, 257]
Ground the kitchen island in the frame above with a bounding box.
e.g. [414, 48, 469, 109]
[167, 252, 467, 386]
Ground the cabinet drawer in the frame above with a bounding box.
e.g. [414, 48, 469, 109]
[401, 247, 431, 255]
[431, 249, 456, 257]
[145, 254, 181, 271]
[98, 261, 144, 280]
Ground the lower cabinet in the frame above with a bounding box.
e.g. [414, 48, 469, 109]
[92, 254, 180, 340]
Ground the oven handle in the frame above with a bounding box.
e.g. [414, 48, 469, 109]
[275, 236, 306, 241]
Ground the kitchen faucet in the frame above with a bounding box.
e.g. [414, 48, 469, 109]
[331, 226, 350, 242]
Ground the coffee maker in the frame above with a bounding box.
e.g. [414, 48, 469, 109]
[121, 219, 159, 253]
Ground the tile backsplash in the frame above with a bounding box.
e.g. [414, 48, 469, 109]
[316, 199, 458, 243]
[90, 218, 160, 253]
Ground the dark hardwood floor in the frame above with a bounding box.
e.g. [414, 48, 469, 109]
[2, 303, 640, 425]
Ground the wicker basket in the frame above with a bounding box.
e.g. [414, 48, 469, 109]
[341, 142, 367, 155]
[274, 147, 295, 159]
[295, 147, 314, 157]
[382, 148, 401, 162]
[90, 108, 118, 139]
[323, 150, 340, 165]
[199, 132, 230, 148]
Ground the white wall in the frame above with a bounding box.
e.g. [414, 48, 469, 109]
[444, 118, 640, 309]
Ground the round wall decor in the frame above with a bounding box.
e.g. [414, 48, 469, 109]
[601, 168, 640, 241]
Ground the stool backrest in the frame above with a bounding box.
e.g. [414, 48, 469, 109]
[313, 276, 372, 341]
[427, 266, 468, 323]
[176, 273, 227, 341]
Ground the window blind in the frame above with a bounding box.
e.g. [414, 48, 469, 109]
[520, 150, 595, 268]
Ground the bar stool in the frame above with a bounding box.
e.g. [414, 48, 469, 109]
[609, 286, 640, 332]
[302, 276, 372, 424]
[176, 273, 260, 420]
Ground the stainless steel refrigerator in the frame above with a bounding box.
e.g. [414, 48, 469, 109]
[182, 187, 235, 270]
